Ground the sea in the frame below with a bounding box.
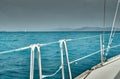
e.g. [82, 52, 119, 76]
[0, 31, 120, 79]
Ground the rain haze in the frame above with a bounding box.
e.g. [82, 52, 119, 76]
[0, 0, 119, 31]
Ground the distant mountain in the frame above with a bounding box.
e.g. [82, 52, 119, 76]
[75, 27, 103, 31]
[75, 27, 120, 31]
[56, 27, 120, 31]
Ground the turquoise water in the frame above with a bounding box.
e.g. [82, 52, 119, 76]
[0, 32, 120, 79]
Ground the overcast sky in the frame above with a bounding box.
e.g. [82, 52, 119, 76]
[0, 0, 119, 31]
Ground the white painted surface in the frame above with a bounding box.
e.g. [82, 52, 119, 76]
[75, 55, 120, 79]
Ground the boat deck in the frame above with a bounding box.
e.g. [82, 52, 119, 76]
[75, 55, 120, 79]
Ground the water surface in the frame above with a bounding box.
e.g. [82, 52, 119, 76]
[0, 32, 120, 79]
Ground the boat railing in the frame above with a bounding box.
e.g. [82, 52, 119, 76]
[0, 34, 120, 79]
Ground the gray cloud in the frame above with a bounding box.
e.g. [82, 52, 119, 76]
[0, 0, 119, 31]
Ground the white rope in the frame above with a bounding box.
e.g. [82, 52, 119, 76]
[0, 34, 108, 55]
[107, 44, 120, 49]
[39, 35, 101, 47]
[66, 35, 100, 42]
[40, 34, 112, 47]
[70, 50, 101, 64]
[70, 43, 120, 64]
[0, 34, 120, 79]
[42, 66, 62, 78]
[105, 44, 120, 56]
[41, 43, 120, 79]
[40, 41, 59, 47]
[74, 42, 120, 64]
[107, 0, 120, 53]
[0, 35, 101, 56]
[0, 46, 30, 55]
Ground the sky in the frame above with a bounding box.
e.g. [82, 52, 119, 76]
[0, 0, 119, 31]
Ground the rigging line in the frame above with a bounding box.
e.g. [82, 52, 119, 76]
[0, 46, 30, 55]
[39, 41, 59, 47]
[40, 35, 101, 47]
[103, 0, 106, 28]
[102, 0, 106, 43]
[42, 66, 62, 78]
[109, 23, 118, 45]
[0, 33, 112, 55]
[102, 0, 106, 48]
[101, 0, 107, 59]
[0, 34, 111, 55]
[69, 43, 120, 64]
[69, 50, 101, 64]
[66, 35, 100, 42]
[109, 19, 119, 47]
[110, 44, 120, 49]
[65, 33, 110, 42]
[109, 30, 116, 48]
[107, 0, 120, 51]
